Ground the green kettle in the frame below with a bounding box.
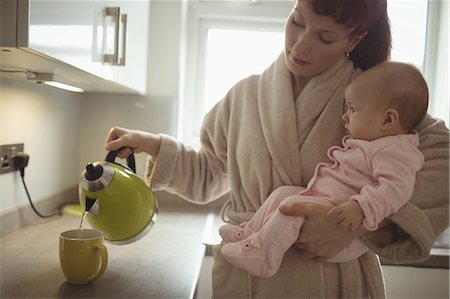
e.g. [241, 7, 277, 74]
[79, 148, 158, 244]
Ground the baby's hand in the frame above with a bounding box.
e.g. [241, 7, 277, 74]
[327, 200, 364, 231]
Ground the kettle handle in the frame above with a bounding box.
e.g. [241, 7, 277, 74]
[105, 147, 136, 173]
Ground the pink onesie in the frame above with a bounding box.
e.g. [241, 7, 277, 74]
[220, 134, 424, 277]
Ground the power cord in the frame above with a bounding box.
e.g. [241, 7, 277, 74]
[15, 152, 61, 218]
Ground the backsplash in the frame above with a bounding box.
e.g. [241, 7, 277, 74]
[0, 77, 81, 213]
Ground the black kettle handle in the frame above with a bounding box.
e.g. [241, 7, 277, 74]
[105, 147, 136, 173]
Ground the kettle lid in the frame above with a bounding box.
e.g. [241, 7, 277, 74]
[80, 162, 114, 192]
[85, 163, 103, 181]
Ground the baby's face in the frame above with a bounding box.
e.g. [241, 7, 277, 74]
[342, 79, 388, 141]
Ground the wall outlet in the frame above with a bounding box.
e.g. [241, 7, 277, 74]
[0, 143, 24, 174]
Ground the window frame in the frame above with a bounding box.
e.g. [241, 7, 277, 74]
[423, 0, 449, 125]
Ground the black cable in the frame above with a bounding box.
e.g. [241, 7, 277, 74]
[15, 152, 61, 218]
[20, 175, 60, 218]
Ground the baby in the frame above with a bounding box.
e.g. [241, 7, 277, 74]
[219, 61, 428, 278]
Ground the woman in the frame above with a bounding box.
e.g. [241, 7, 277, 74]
[106, 0, 449, 297]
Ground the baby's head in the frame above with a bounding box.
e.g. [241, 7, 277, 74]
[343, 61, 428, 140]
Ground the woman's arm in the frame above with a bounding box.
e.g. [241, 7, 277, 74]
[363, 115, 449, 263]
[144, 99, 231, 204]
[280, 115, 449, 262]
[279, 201, 367, 261]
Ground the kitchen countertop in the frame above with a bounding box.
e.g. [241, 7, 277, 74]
[1, 201, 448, 299]
[0, 205, 212, 299]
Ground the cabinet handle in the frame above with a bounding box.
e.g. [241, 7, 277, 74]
[103, 7, 127, 66]
[119, 14, 127, 66]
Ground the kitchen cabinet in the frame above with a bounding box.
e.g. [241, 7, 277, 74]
[0, 0, 150, 94]
[383, 265, 449, 299]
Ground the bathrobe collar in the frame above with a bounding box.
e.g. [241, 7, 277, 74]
[257, 53, 355, 185]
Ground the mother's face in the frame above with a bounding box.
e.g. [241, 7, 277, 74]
[284, 0, 359, 78]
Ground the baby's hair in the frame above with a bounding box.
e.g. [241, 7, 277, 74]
[364, 62, 428, 130]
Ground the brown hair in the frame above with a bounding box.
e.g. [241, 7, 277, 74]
[362, 62, 428, 130]
[305, 0, 392, 70]
[379, 62, 428, 130]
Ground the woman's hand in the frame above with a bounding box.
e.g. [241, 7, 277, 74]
[279, 201, 367, 261]
[105, 127, 161, 158]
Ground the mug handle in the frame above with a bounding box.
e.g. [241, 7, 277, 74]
[89, 244, 108, 282]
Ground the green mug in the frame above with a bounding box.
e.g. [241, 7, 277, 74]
[59, 229, 108, 285]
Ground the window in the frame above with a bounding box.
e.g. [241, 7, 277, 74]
[203, 28, 284, 114]
[178, 0, 291, 147]
[180, 0, 448, 147]
[388, 1, 428, 68]
[388, 0, 449, 126]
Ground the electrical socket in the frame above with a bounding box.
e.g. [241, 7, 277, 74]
[0, 143, 24, 174]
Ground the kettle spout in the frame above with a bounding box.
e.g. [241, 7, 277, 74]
[85, 196, 100, 217]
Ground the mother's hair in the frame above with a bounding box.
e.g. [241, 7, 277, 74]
[305, 0, 392, 70]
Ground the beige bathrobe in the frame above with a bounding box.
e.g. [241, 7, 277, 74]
[147, 54, 449, 298]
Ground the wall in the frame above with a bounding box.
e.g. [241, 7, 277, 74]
[0, 77, 81, 213]
[78, 94, 178, 178]
[0, 1, 184, 227]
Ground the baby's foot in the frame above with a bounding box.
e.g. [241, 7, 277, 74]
[219, 223, 246, 243]
[221, 237, 275, 278]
